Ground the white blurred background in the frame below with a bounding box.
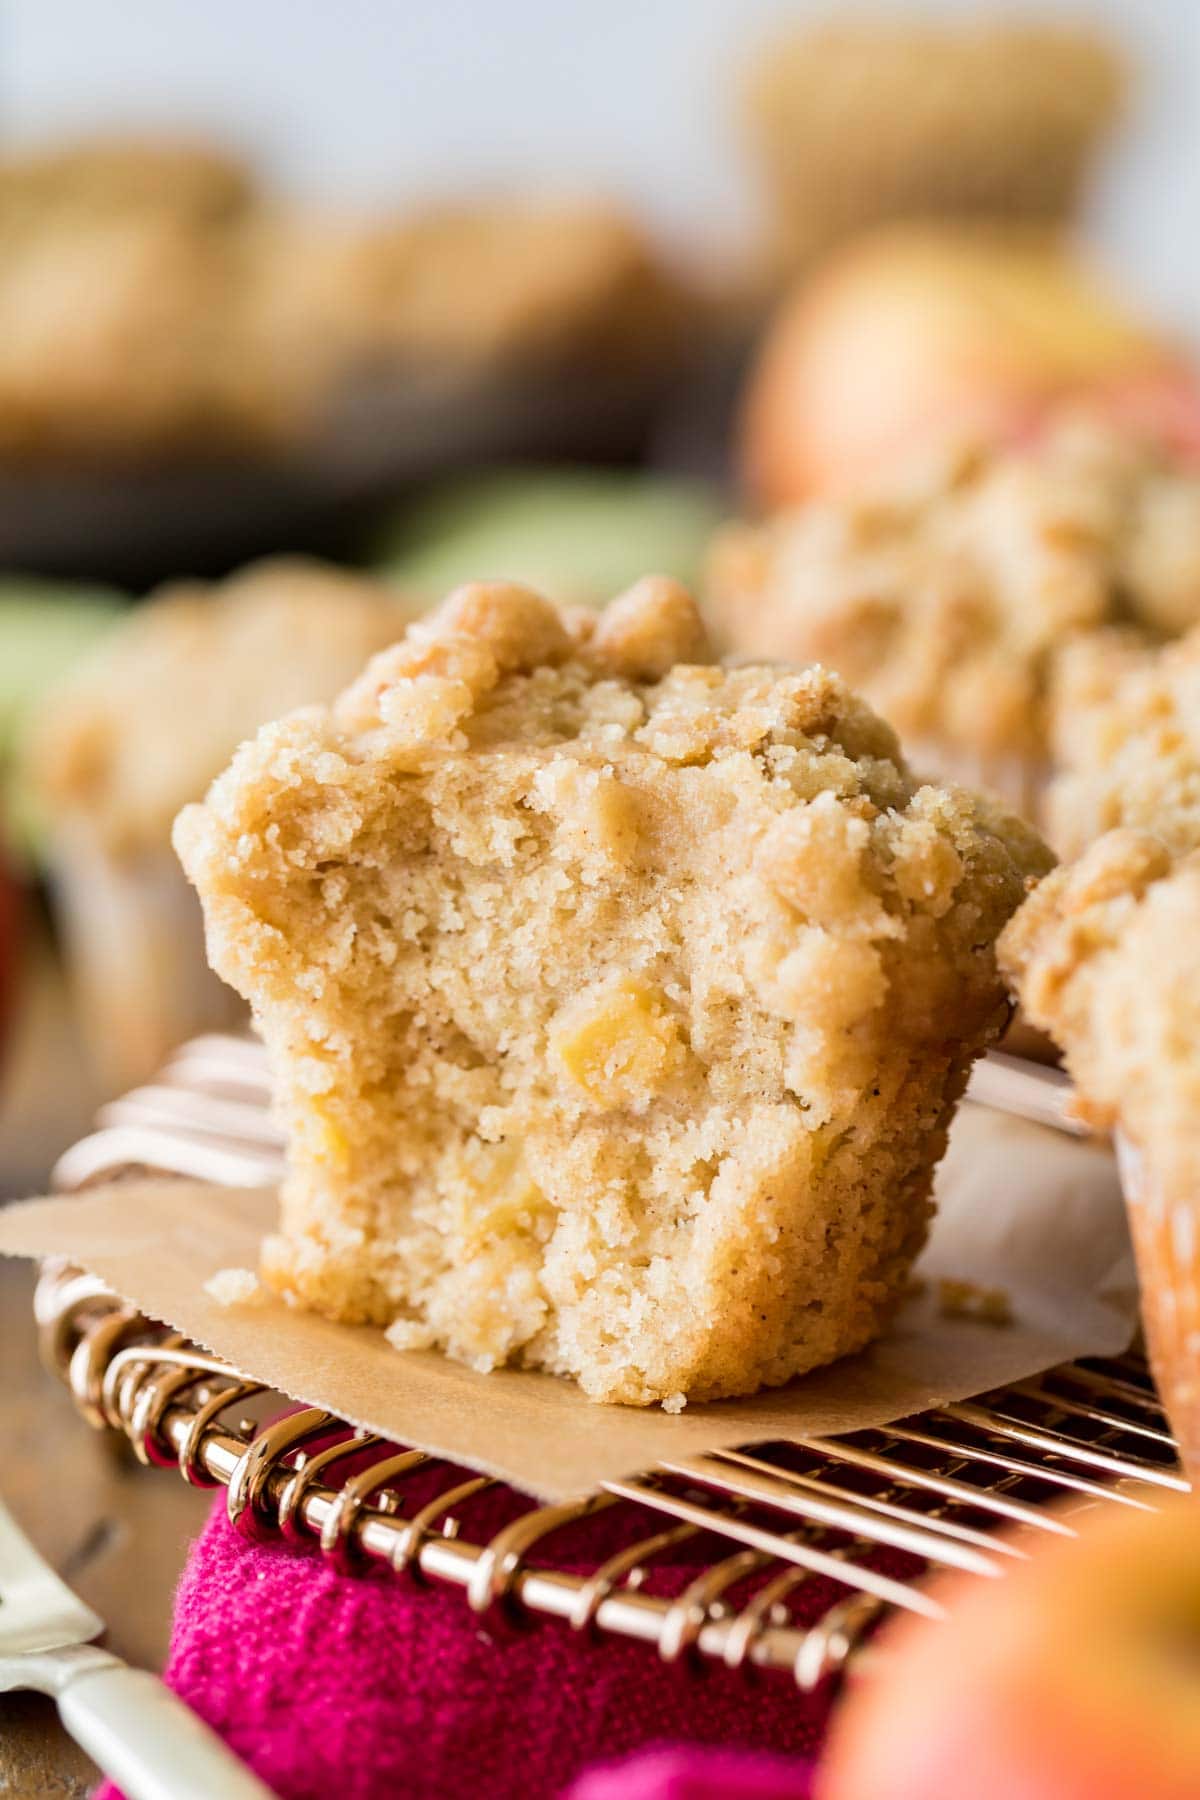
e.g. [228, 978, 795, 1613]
[9, 0, 1200, 336]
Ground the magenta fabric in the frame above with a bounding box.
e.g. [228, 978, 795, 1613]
[94, 1453, 897, 1800]
[569, 1747, 813, 1800]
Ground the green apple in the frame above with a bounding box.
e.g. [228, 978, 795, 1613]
[0, 576, 126, 859]
[372, 468, 726, 610]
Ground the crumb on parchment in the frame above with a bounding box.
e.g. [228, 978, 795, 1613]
[936, 1277, 1013, 1326]
[204, 1265, 267, 1306]
[384, 1318, 437, 1353]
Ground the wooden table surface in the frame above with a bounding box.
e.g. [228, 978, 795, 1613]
[1, 932, 212, 1798]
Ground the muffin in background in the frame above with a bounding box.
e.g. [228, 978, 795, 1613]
[345, 200, 686, 372]
[1047, 625, 1200, 861]
[0, 208, 273, 463]
[1001, 834, 1200, 1477]
[0, 130, 696, 471]
[233, 198, 695, 450]
[0, 133, 254, 229]
[708, 415, 1200, 826]
[25, 557, 422, 1088]
[744, 18, 1124, 275]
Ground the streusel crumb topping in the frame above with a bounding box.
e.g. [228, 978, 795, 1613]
[708, 417, 1200, 794]
[1047, 624, 1200, 859]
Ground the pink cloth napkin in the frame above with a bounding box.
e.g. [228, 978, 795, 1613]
[572, 1748, 813, 1799]
[96, 1453, 903, 1799]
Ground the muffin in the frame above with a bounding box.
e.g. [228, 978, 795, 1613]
[709, 416, 1200, 823]
[0, 133, 277, 461]
[176, 576, 1049, 1407]
[0, 124, 688, 467]
[744, 19, 1124, 272]
[1046, 625, 1200, 860]
[374, 201, 684, 372]
[27, 558, 420, 1088]
[1001, 833, 1200, 1477]
[229, 198, 688, 445]
[0, 209, 273, 461]
[0, 133, 253, 229]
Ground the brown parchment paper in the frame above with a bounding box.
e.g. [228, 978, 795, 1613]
[0, 1105, 1136, 1500]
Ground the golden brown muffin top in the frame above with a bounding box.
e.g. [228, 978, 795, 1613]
[177, 574, 1051, 1071]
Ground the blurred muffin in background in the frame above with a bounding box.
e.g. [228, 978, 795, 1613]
[234, 198, 694, 447]
[25, 558, 421, 1088]
[1000, 835, 1200, 1475]
[0, 130, 696, 473]
[0, 210, 271, 461]
[708, 414, 1200, 823]
[355, 201, 685, 370]
[0, 132, 254, 229]
[739, 224, 1194, 507]
[744, 17, 1124, 275]
[373, 466, 724, 608]
[0, 133, 270, 461]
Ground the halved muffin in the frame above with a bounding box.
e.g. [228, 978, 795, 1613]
[178, 576, 1050, 1404]
[177, 577, 1048, 1406]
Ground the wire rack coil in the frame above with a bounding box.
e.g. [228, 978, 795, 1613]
[38, 1034, 1189, 1690]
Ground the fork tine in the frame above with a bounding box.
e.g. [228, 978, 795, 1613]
[0, 1498, 104, 1659]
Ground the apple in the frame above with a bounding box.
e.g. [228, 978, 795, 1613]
[818, 1497, 1200, 1800]
[1097, 369, 1200, 464]
[741, 225, 1192, 506]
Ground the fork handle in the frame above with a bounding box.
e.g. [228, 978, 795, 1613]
[57, 1656, 274, 1800]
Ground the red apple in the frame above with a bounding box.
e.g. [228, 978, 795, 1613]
[1096, 369, 1200, 465]
[819, 1497, 1200, 1800]
[741, 225, 1186, 506]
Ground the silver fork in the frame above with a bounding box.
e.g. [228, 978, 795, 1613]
[0, 1496, 272, 1799]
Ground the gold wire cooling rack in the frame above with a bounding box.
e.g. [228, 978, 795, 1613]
[37, 1034, 1189, 1690]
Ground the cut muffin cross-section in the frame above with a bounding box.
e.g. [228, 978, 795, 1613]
[176, 577, 1050, 1406]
